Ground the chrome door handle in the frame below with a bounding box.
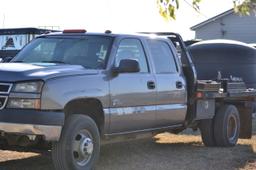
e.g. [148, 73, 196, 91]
[147, 81, 155, 89]
[176, 81, 183, 89]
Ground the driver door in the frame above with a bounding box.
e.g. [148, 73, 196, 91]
[109, 38, 157, 133]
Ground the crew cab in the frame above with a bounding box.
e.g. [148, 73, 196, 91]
[0, 30, 255, 170]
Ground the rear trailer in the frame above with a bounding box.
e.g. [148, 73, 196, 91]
[188, 40, 256, 89]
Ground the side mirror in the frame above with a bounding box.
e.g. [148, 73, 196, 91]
[0, 58, 3, 63]
[113, 59, 140, 74]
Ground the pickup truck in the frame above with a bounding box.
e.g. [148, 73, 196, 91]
[0, 30, 255, 170]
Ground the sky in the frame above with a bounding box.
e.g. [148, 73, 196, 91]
[0, 0, 234, 40]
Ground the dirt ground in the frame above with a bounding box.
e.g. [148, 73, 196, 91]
[0, 120, 255, 170]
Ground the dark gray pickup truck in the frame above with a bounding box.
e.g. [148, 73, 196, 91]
[0, 30, 255, 170]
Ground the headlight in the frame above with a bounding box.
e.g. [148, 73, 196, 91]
[7, 98, 41, 109]
[12, 81, 44, 93]
[8, 81, 43, 109]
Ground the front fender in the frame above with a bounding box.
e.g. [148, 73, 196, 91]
[41, 75, 110, 110]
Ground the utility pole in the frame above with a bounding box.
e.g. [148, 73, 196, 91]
[2, 14, 5, 28]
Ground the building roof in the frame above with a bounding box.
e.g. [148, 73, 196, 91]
[190, 9, 234, 30]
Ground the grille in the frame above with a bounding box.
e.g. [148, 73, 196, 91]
[0, 96, 7, 110]
[0, 83, 12, 94]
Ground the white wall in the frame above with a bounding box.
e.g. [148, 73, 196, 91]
[195, 13, 256, 43]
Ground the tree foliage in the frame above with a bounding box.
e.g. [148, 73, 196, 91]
[234, 0, 256, 15]
[157, 0, 256, 20]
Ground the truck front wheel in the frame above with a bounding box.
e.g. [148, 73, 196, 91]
[214, 105, 240, 147]
[52, 114, 100, 170]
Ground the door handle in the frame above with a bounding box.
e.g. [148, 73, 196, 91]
[147, 81, 155, 89]
[176, 81, 183, 89]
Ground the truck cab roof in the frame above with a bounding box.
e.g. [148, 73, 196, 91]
[38, 30, 171, 41]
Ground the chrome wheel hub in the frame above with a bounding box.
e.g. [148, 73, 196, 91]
[72, 129, 94, 166]
[227, 115, 237, 141]
[80, 137, 94, 156]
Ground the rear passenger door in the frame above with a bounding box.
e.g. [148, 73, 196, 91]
[109, 38, 157, 133]
[148, 39, 187, 127]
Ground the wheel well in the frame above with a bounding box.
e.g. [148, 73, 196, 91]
[64, 98, 105, 134]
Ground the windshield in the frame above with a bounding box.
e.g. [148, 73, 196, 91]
[12, 36, 113, 69]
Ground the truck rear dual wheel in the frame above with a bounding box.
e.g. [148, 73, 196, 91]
[52, 114, 100, 170]
[200, 105, 240, 147]
[214, 105, 240, 147]
[199, 119, 216, 146]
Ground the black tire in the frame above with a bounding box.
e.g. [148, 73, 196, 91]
[199, 119, 216, 147]
[214, 105, 240, 147]
[0, 138, 8, 149]
[252, 102, 256, 119]
[52, 114, 100, 170]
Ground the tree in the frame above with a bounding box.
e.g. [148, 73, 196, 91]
[157, 0, 256, 20]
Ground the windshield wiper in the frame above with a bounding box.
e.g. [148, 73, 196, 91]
[41, 61, 66, 64]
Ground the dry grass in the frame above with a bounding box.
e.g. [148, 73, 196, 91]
[0, 120, 255, 170]
[153, 133, 256, 170]
[0, 150, 39, 162]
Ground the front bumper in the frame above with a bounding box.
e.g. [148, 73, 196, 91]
[0, 109, 64, 141]
[0, 122, 62, 141]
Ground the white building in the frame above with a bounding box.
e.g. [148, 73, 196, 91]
[191, 9, 256, 43]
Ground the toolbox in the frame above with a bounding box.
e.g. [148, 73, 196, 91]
[220, 79, 247, 93]
[197, 80, 221, 92]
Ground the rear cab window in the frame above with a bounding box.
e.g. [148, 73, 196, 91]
[147, 39, 178, 74]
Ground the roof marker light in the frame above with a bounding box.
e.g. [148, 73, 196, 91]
[63, 29, 87, 33]
[105, 30, 112, 34]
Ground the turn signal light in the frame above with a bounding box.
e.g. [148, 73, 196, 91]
[196, 92, 204, 98]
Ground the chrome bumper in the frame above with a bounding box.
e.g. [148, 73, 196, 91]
[0, 122, 62, 141]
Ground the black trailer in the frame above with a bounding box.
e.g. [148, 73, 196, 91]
[0, 27, 58, 62]
[188, 40, 256, 89]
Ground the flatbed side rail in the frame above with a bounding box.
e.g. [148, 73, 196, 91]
[197, 90, 256, 100]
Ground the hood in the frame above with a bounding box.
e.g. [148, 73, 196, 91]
[0, 63, 99, 82]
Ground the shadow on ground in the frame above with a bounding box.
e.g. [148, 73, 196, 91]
[0, 133, 255, 170]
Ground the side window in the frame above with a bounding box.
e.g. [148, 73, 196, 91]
[148, 40, 178, 73]
[115, 39, 149, 73]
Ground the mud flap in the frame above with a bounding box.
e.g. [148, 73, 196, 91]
[195, 99, 215, 120]
[236, 104, 252, 139]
